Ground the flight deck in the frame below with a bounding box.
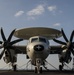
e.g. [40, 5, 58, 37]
[0, 70, 74, 75]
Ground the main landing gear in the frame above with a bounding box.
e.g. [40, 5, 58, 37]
[59, 63, 64, 71]
[59, 65, 63, 71]
[34, 58, 42, 74]
[12, 64, 17, 71]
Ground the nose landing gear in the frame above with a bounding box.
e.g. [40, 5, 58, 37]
[35, 66, 42, 74]
[34, 58, 42, 74]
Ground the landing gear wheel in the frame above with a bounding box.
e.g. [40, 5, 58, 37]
[59, 65, 63, 71]
[26, 55, 29, 59]
[13, 64, 17, 71]
[40, 67, 42, 73]
[35, 67, 37, 73]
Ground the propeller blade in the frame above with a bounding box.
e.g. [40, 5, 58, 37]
[72, 42, 74, 48]
[1, 28, 6, 41]
[53, 39, 66, 45]
[70, 30, 74, 42]
[71, 49, 74, 55]
[61, 28, 68, 42]
[10, 39, 23, 45]
[8, 29, 16, 42]
[7, 49, 12, 61]
[0, 49, 5, 59]
[0, 41, 2, 44]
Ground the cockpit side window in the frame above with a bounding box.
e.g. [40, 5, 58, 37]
[31, 38, 38, 42]
[30, 37, 49, 44]
[39, 38, 46, 43]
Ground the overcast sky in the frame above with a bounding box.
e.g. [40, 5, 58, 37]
[0, 0, 74, 70]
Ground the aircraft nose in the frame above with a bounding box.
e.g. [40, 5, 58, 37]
[34, 45, 44, 51]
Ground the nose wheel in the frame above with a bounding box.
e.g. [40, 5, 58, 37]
[35, 67, 37, 73]
[40, 67, 42, 73]
[35, 67, 42, 74]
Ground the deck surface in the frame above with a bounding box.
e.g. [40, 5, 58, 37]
[0, 70, 74, 75]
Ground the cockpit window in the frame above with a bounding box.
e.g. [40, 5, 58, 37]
[39, 38, 46, 43]
[31, 38, 38, 42]
[31, 37, 46, 43]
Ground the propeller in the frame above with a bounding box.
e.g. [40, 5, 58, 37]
[0, 28, 23, 59]
[53, 29, 74, 56]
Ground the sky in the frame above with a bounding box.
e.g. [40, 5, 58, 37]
[0, 0, 74, 70]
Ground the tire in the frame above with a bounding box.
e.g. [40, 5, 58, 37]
[26, 55, 29, 59]
[59, 65, 63, 71]
[13, 65, 17, 71]
[35, 67, 37, 73]
[40, 67, 42, 73]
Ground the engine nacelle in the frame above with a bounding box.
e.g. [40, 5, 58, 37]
[3, 57, 10, 64]
[3, 50, 17, 64]
[65, 56, 72, 63]
[58, 49, 72, 63]
[58, 49, 66, 63]
[3, 56, 17, 64]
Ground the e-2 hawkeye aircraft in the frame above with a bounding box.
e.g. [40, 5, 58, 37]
[0, 27, 74, 73]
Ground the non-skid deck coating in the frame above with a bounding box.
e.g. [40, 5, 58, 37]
[0, 70, 74, 75]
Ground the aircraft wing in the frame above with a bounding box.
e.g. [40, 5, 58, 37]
[13, 45, 26, 54]
[13, 45, 62, 54]
[50, 45, 63, 54]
